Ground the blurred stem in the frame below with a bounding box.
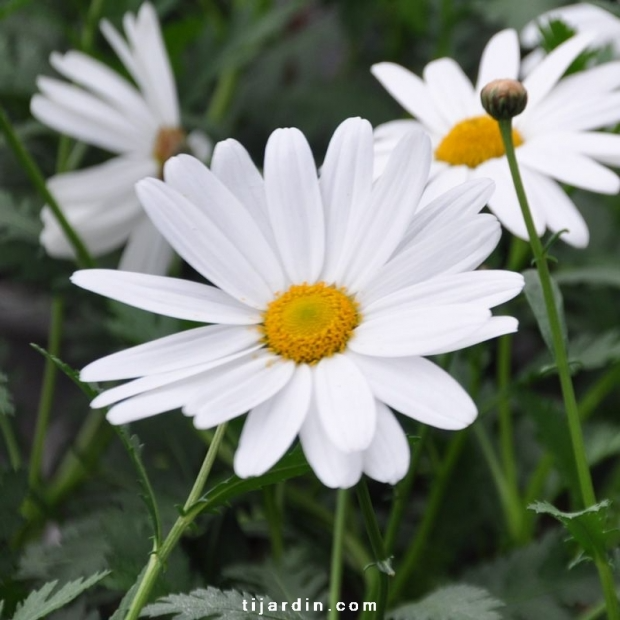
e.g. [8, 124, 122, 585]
[436, 0, 453, 57]
[0, 105, 94, 269]
[499, 118, 619, 620]
[384, 425, 428, 555]
[475, 424, 524, 543]
[390, 431, 467, 603]
[356, 479, 390, 620]
[579, 600, 607, 620]
[81, 0, 105, 52]
[263, 484, 284, 562]
[206, 69, 237, 126]
[0, 414, 21, 470]
[28, 296, 64, 490]
[123, 423, 227, 620]
[328, 489, 348, 620]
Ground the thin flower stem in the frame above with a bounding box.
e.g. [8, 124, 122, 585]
[28, 296, 64, 490]
[0, 105, 95, 269]
[384, 425, 428, 555]
[356, 479, 390, 620]
[0, 414, 22, 470]
[498, 119, 620, 620]
[263, 484, 284, 562]
[328, 489, 349, 620]
[206, 69, 237, 126]
[390, 431, 467, 602]
[123, 423, 228, 620]
[81, 0, 106, 52]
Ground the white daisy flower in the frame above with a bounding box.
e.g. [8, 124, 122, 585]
[71, 118, 524, 489]
[371, 29, 620, 248]
[522, 3, 620, 70]
[31, 2, 210, 274]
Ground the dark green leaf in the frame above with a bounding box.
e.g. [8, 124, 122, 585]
[0, 372, 15, 417]
[555, 265, 620, 289]
[523, 269, 568, 354]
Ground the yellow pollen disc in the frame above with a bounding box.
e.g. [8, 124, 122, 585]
[153, 126, 187, 176]
[262, 283, 360, 364]
[435, 115, 524, 168]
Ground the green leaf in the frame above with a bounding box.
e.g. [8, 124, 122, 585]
[192, 448, 309, 515]
[114, 428, 162, 549]
[8, 572, 109, 620]
[554, 265, 620, 289]
[523, 269, 568, 354]
[528, 500, 619, 566]
[388, 585, 504, 620]
[142, 587, 307, 619]
[568, 330, 620, 371]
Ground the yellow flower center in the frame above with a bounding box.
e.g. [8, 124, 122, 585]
[435, 115, 524, 168]
[153, 126, 187, 177]
[262, 283, 360, 364]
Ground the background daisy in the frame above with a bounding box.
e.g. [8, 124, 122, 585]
[72, 118, 523, 488]
[31, 2, 210, 274]
[371, 28, 620, 248]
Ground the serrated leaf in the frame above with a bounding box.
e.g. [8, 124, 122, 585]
[142, 587, 307, 619]
[114, 428, 162, 549]
[528, 500, 618, 565]
[389, 585, 504, 620]
[8, 572, 108, 620]
[193, 448, 309, 515]
[225, 549, 327, 616]
[523, 269, 568, 355]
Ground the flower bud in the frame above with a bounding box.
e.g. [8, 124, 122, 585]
[481, 79, 528, 121]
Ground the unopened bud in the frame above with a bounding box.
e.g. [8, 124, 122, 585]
[481, 79, 528, 121]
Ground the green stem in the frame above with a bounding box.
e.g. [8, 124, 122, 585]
[579, 600, 607, 620]
[206, 69, 237, 126]
[263, 484, 284, 562]
[0, 106, 94, 269]
[356, 479, 390, 620]
[80, 0, 105, 52]
[328, 489, 348, 620]
[28, 296, 64, 490]
[123, 423, 228, 620]
[390, 431, 467, 603]
[498, 118, 619, 619]
[0, 414, 22, 470]
[580, 364, 620, 421]
[384, 425, 428, 555]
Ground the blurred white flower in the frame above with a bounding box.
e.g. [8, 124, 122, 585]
[72, 118, 524, 488]
[371, 29, 620, 248]
[521, 3, 620, 72]
[31, 2, 210, 274]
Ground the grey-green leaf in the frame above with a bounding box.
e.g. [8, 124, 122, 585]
[388, 585, 504, 620]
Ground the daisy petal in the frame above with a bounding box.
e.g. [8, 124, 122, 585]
[340, 130, 431, 292]
[300, 400, 363, 489]
[234, 365, 312, 477]
[119, 216, 174, 275]
[423, 58, 477, 124]
[350, 304, 491, 357]
[82, 324, 259, 381]
[350, 353, 477, 430]
[313, 354, 376, 453]
[136, 176, 278, 308]
[432, 316, 518, 354]
[523, 170, 589, 248]
[476, 30, 520, 93]
[71, 269, 261, 324]
[264, 127, 325, 283]
[320, 117, 373, 283]
[189, 353, 295, 428]
[363, 402, 410, 485]
[371, 62, 447, 134]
